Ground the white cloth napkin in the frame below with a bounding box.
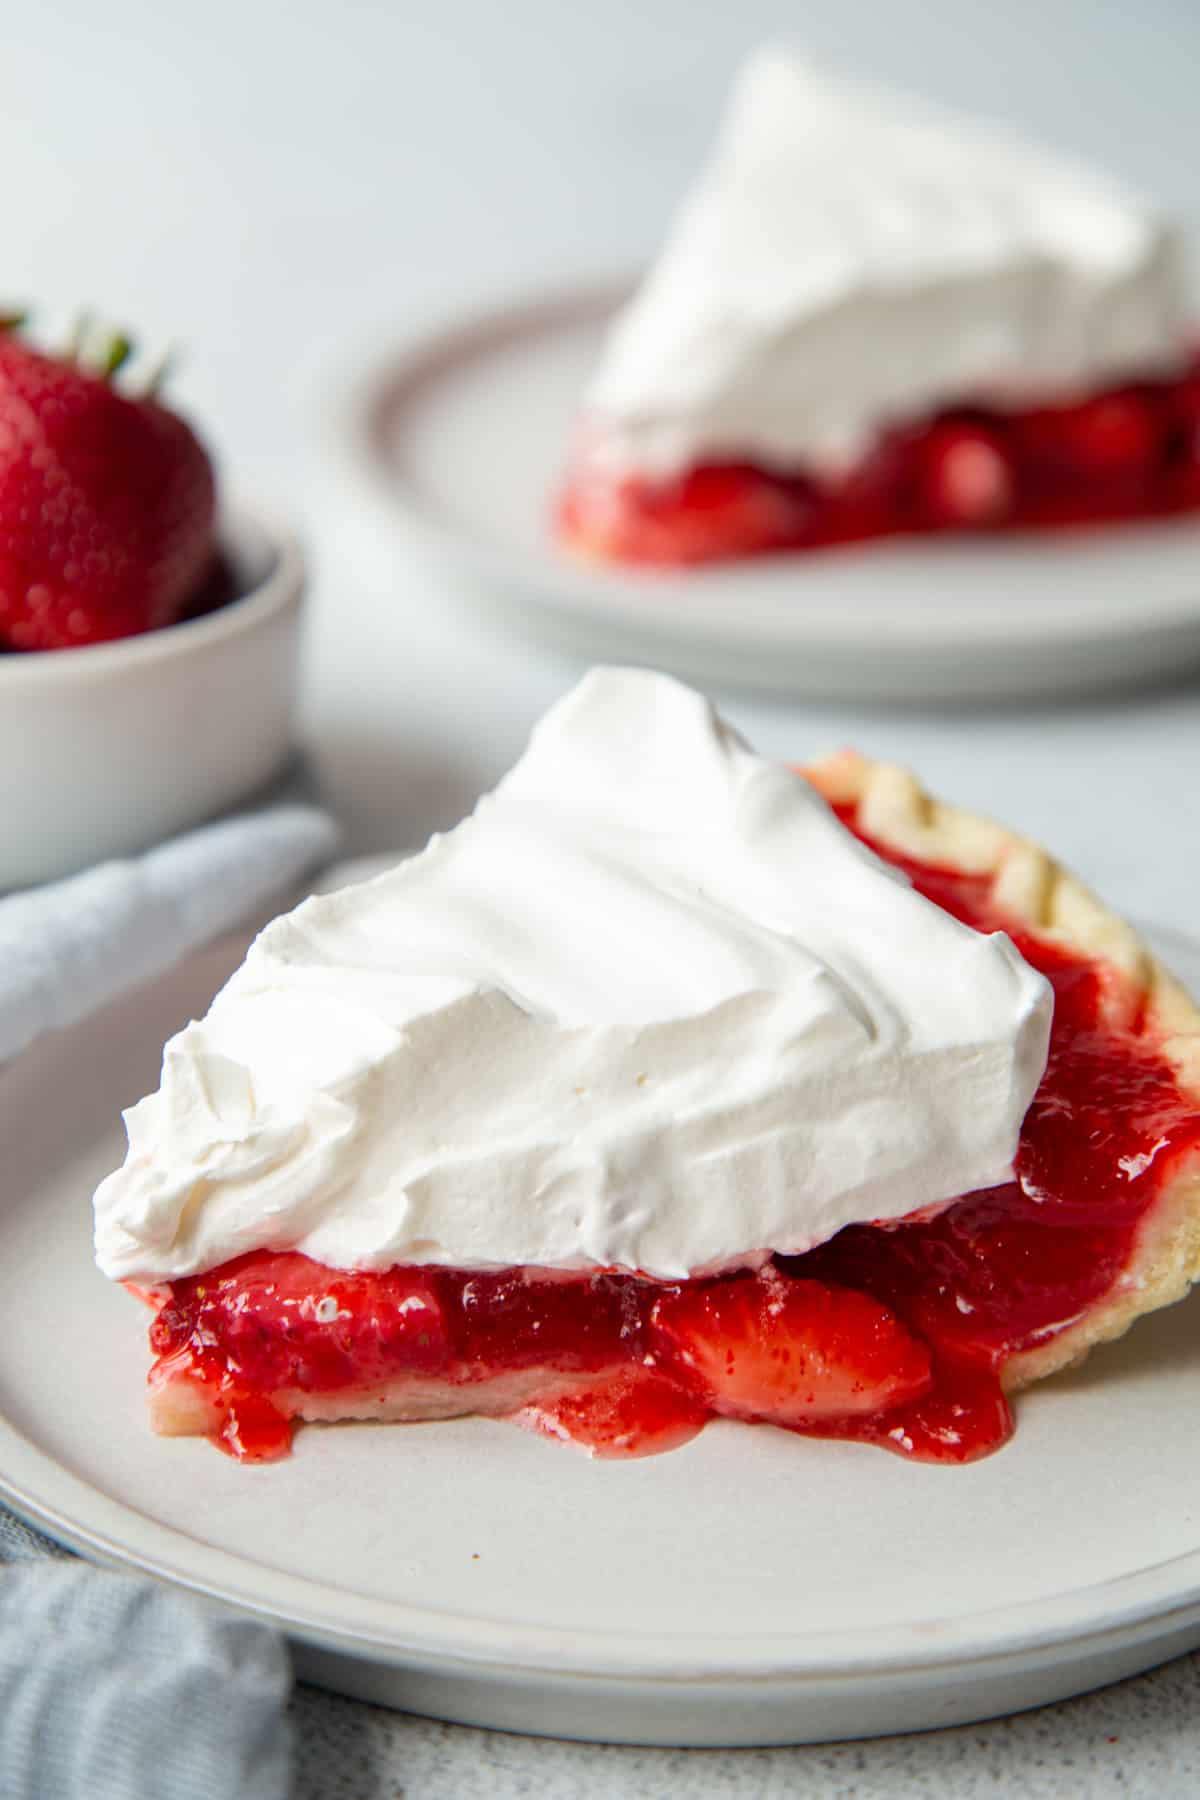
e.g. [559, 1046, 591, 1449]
[0, 769, 338, 1795]
[0, 769, 339, 1064]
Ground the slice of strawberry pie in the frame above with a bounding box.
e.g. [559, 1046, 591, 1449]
[557, 50, 1200, 565]
[93, 670, 1200, 1464]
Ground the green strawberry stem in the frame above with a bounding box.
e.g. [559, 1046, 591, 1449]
[98, 331, 134, 377]
[67, 316, 135, 380]
[9, 309, 173, 392]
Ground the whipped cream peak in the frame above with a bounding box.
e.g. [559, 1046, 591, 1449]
[94, 668, 1052, 1284]
[585, 47, 1191, 477]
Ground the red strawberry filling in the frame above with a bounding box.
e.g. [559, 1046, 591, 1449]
[556, 357, 1200, 564]
[143, 821, 1200, 1465]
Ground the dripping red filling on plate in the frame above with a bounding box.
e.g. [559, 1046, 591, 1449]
[556, 359, 1200, 565]
[142, 816, 1200, 1465]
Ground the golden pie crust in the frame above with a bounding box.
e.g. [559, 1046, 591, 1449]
[804, 749, 1200, 1392]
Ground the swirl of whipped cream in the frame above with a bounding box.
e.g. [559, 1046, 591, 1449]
[94, 669, 1051, 1283]
[584, 48, 1190, 478]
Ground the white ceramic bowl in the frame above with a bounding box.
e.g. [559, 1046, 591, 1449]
[0, 507, 304, 890]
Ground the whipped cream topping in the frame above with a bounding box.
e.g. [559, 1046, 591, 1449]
[94, 669, 1052, 1285]
[585, 48, 1191, 479]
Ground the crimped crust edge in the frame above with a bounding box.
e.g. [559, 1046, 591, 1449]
[804, 750, 1200, 1394]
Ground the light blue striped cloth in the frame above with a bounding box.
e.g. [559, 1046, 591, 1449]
[0, 768, 339, 1797]
[0, 1511, 292, 1799]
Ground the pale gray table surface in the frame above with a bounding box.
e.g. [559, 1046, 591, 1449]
[286, 1652, 1200, 1799]
[4, 0, 1200, 1792]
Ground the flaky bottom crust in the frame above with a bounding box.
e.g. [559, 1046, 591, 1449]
[149, 1361, 615, 1437]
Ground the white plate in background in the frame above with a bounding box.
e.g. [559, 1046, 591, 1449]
[346, 283, 1200, 702]
[2, 907, 1200, 1744]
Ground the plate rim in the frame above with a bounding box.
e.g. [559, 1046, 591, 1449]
[5, 1415, 1200, 1682]
[3, 921, 1200, 1686]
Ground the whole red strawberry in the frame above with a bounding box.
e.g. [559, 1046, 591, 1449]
[0, 326, 216, 650]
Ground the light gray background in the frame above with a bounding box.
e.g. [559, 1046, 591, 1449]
[4, 1, 1200, 1791]
[3, 0, 1197, 926]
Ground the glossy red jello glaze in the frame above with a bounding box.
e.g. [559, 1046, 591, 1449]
[146, 822, 1200, 1466]
[557, 358, 1200, 565]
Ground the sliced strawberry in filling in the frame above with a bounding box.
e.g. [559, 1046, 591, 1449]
[139, 820, 1200, 1466]
[649, 1272, 932, 1427]
[557, 354, 1200, 565]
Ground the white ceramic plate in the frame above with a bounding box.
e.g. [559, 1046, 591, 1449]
[347, 283, 1200, 702]
[3, 916, 1200, 1747]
